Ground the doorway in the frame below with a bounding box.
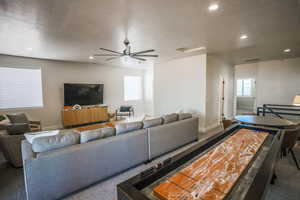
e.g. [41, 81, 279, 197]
[236, 79, 256, 115]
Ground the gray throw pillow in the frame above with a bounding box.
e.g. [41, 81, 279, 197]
[6, 123, 30, 135]
[116, 121, 143, 135]
[32, 132, 80, 153]
[143, 117, 163, 128]
[178, 113, 193, 120]
[162, 113, 178, 124]
[80, 127, 116, 143]
[6, 113, 29, 124]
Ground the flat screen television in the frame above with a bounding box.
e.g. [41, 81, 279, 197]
[64, 83, 104, 106]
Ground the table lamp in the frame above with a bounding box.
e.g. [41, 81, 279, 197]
[293, 94, 300, 106]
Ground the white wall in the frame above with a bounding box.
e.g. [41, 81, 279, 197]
[0, 55, 148, 129]
[206, 55, 234, 129]
[153, 55, 207, 130]
[235, 57, 300, 107]
[143, 66, 154, 115]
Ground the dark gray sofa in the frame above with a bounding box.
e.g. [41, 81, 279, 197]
[22, 113, 199, 200]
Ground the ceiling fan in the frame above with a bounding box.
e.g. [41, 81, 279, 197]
[94, 38, 158, 62]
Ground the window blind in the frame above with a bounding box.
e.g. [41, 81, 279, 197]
[0, 67, 43, 109]
[124, 76, 142, 101]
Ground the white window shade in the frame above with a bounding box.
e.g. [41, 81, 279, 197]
[0, 67, 43, 109]
[124, 76, 142, 101]
[236, 79, 255, 97]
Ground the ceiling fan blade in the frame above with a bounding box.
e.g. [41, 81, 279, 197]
[99, 48, 123, 55]
[134, 55, 159, 57]
[131, 56, 146, 61]
[106, 55, 124, 61]
[94, 54, 120, 57]
[131, 49, 155, 55]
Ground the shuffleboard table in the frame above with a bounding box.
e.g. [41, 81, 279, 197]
[117, 124, 283, 200]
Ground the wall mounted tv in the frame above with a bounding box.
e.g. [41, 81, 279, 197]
[64, 83, 104, 106]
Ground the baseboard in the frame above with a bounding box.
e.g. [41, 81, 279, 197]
[43, 124, 63, 131]
[199, 122, 221, 134]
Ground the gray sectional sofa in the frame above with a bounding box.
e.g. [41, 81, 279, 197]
[22, 113, 199, 200]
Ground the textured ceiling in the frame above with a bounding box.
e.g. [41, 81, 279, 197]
[0, 0, 300, 67]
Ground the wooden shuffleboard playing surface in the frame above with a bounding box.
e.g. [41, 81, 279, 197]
[153, 129, 269, 200]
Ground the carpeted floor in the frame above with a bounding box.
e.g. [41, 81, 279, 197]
[0, 134, 300, 200]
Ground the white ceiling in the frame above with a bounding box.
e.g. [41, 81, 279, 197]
[0, 0, 299, 66]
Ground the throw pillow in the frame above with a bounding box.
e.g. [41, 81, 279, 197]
[6, 113, 29, 124]
[120, 106, 131, 112]
[0, 115, 5, 122]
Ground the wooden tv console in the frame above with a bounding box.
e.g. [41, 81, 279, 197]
[62, 106, 108, 127]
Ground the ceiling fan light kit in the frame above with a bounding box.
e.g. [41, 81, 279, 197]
[94, 38, 158, 62]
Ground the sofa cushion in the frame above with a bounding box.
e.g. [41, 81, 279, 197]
[25, 130, 60, 144]
[6, 123, 30, 135]
[80, 129, 102, 143]
[162, 113, 178, 124]
[80, 127, 115, 143]
[101, 127, 116, 138]
[6, 113, 29, 124]
[143, 117, 163, 128]
[178, 113, 193, 120]
[116, 121, 143, 135]
[32, 132, 79, 153]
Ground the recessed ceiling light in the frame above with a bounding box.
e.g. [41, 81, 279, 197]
[208, 3, 219, 11]
[26, 47, 33, 51]
[89, 56, 94, 59]
[240, 34, 248, 40]
[284, 49, 291, 53]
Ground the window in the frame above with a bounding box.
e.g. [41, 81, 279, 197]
[237, 79, 254, 97]
[0, 67, 43, 109]
[124, 76, 142, 101]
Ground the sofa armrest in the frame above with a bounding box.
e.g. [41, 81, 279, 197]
[21, 140, 36, 162]
[0, 134, 25, 167]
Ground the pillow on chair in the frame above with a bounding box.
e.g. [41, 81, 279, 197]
[6, 113, 29, 124]
[119, 106, 132, 112]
